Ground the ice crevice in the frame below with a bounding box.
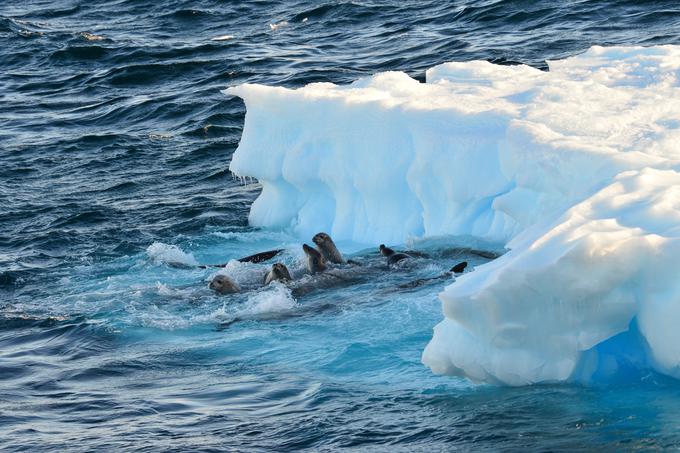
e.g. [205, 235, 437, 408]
[224, 45, 680, 385]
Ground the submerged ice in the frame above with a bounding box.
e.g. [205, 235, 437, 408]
[225, 46, 680, 385]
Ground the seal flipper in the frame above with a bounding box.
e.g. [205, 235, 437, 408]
[198, 249, 285, 268]
[450, 261, 468, 274]
[238, 249, 285, 263]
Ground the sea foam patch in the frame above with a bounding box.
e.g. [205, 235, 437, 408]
[225, 46, 680, 385]
[147, 242, 199, 267]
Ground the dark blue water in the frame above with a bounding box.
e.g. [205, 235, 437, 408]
[3, 1, 680, 450]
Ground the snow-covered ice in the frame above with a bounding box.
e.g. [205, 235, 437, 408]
[224, 46, 680, 385]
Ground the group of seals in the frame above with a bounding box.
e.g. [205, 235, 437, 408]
[379, 243, 468, 274]
[210, 232, 346, 294]
[206, 249, 288, 294]
[301, 232, 347, 274]
[210, 260, 293, 294]
[210, 232, 469, 295]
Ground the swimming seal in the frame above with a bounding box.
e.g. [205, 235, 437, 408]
[398, 261, 469, 289]
[450, 261, 468, 274]
[303, 243, 327, 273]
[312, 232, 345, 264]
[264, 263, 292, 285]
[198, 249, 285, 268]
[209, 274, 240, 294]
[379, 244, 410, 265]
[238, 249, 285, 264]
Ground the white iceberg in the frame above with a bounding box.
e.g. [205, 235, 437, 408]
[224, 45, 680, 385]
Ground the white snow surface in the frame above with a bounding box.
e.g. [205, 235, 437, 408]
[225, 46, 680, 385]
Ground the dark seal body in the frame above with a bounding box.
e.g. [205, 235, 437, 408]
[312, 232, 345, 264]
[209, 274, 240, 294]
[450, 261, 468, 274]
[303, 243, 327, 273]
[264, 263, 292, 285]
[379, 244, 410, 265]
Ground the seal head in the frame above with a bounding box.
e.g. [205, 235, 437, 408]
[303, 243, 327, 273]
[379, 244, 410, 265]
[209, 274, 240, 294]
[312, 232, 345, 264]
[264, 263, 292, 285]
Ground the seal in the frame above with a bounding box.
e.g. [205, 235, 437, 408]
[312, 232, 345, 264]
[398, 262, 469, 289]
[450, 261, 468, 274]
[209, 274, 240, 294]
[264, 263, 292, 285]
[303, 243, 327, 273]
[238, 249, 284, 264]
[198, 249, 285, 268]
[379, 244, 410, 265]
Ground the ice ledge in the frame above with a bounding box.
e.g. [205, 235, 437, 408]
[424, 168, 680, 385]
[225, 45, 680, 384]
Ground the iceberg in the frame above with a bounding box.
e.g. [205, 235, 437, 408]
[225, 45, 680, 385]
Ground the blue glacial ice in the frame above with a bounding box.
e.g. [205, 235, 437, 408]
[224, 46, 680, 385]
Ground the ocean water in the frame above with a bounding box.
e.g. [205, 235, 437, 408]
[3, 1, 680, 450]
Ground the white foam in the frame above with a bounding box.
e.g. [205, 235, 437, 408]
[211, 260, 268, 287]
[269, 21, 288, 31]
[211, 34, 235, 41]
[146, 242, 199, 267]
[225, 45, 680, 384]
[241, 282, 298, 315]
[155, 282, 196, 298]
[211, 229, 296, 243]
